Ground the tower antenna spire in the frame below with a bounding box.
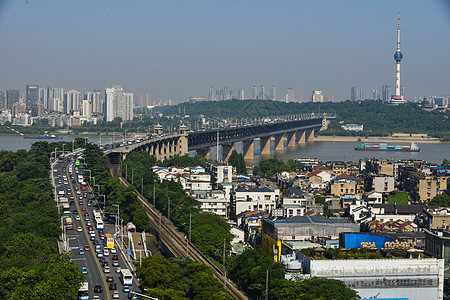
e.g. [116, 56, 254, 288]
[391, 14, 405, 104]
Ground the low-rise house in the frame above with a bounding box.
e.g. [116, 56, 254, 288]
[371, 204, 425, 223]
[372, 176, 395, 193]
[330, 174, 364, 197]
[231, 187, 280, 219]
[363, 191, 383, 206]
[192, 190, 227, 217]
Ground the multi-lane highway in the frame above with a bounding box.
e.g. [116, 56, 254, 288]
[52, 152, 137, 300]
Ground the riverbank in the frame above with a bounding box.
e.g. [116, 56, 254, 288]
[315, 135, 443, 144]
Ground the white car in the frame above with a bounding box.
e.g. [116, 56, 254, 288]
[112, 291, 120, 299]
[110, 248, 117, 254]
[103, 249, 109, 256]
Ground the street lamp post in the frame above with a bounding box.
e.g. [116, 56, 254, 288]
[112, 204, 120, 238]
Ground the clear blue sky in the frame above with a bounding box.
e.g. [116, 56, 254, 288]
[0, 0, 449, 103]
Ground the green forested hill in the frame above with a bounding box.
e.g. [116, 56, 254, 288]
[162, 99, 450, 140]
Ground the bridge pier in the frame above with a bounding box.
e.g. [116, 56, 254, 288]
[222, 144, 235, 161]
[260, 137, 271, 155]
[243, 140, 255, 160]
[306, 129, 315, 142]
[274, 134, 285, 151]
[287, 132, 296, 149]
[297, 130, 306, 144]
[197, 149, 210, 159]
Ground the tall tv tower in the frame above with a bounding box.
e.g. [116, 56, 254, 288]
[391, 14, 405, 104]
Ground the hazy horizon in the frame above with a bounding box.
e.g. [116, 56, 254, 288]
[1, 0, 449, 103]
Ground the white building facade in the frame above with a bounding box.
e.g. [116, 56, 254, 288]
[105, 86, 134, 122]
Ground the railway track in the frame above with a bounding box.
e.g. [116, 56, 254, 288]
[115, 175, 248, 300]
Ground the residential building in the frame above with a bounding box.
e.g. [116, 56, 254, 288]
[373, 176, 395, 193]
[311, 90, 324, 103]
[231, 187, 280, 218]
[330, 174, 364, 197]
[269, 86, 276, 101]
[206, 162, 233, 188]
[286, 88, 295, 103]
[105, 86, 134, 122]
[371, 204, 425, 223]
[85, 91, 103, 114]
[192, 190, 227, 217]
[418, 175, 449, 202]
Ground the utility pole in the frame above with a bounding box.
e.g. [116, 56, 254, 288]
[265, 270, 269, 300]
[223, 238, 227, 289]
[216, 129, 219, 162]
[189, 213, 191, 241]
[141, 177, 143, 194]
[168, 197, 170, 220]
[153, 185, 156, 206]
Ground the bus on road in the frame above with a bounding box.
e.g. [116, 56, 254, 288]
[58, 154, 64, 163]
[62, 203, 70, 214]
[105, 234, 114, 249]
[121, 269, 133, 286]
[77, 281, 89, 300]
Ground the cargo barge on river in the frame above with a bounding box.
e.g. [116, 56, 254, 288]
[355, 142, 420, 152]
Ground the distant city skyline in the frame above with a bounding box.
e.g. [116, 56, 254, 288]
[1, 1, 449, 103]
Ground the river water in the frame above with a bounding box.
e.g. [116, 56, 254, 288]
[1, 135, 448, 164]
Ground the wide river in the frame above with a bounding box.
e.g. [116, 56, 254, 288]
[1, 135, 448, 164]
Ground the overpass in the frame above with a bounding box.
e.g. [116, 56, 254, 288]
[106, 114, 334, 163]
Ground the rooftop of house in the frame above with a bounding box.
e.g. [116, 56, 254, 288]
[235, 186, 275, 193]
[299, 247, 429, 260]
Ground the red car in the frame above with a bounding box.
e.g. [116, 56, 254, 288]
[84, 245, 90, 251]
[82, 207, 86, 211]
[84, 212, 89, 216]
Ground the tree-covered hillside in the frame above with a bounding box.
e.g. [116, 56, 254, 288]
[161, 99, 450, 140]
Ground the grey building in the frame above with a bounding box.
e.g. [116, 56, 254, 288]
[26, 85, 39, 108]
[6, 90, 20, 110]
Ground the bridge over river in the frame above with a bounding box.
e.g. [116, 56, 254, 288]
[106, 115, 334, 163]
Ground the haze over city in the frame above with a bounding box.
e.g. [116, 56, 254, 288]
[0, 0, 449, 103]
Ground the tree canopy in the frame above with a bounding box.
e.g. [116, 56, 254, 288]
[0, 142, 84, 299]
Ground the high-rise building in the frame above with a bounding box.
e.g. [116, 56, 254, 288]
[382, 85, 391, 102]
[26, 85, 39, 109]
[82, 100, 92, 118]
[286, 88, 295, 103]
[351, 86, 358, 101]
[41, 87, 64, 112]
[251, 85, 257, 100]
[209, 87, 216, 101]
[359, 88, 364, 101]
[269, 86, 276, 101]
[238, 89, 245, 100]
[224, 87, 230, 100]
[390, 14, 405, 104]
[65, 90, 82, 114]
[105, 86, 134, 122]
[311, 90, 324, 103]
[372, 89, 380, 100]
[85, 91, 103, 114]
[258, 85, 265, 100]
[31, 101, 44, 117]
[0, 91, 5, 109]
[6, 90, 20, 110]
